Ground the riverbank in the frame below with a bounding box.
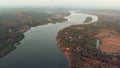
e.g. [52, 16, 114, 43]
[57, 10, 120, 68]
[57, 40, 71, 68]
[0, 8, 70, 58]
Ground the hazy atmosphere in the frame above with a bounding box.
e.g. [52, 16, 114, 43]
[0, 0, 120, 9]
[0, 0, 120, 68]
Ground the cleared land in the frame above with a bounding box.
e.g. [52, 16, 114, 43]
[100, 36, 120, 53]
[95, 29, 120, 53]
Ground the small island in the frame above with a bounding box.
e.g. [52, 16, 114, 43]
[84, 17, 93, 23]
[57, 10, 120, 68]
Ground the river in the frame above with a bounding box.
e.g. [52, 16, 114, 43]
[0, 11, 98, 68]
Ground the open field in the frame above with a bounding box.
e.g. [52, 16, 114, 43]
[100, 36, 120, 53]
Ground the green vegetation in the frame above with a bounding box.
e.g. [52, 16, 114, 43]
[57, 10, 120, 68]
[0, 33, 24, 57]
[84, 17, 93, 23]
[0, 8, 70, 58]
[0, 45, 16, 57]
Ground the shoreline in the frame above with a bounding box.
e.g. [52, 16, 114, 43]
[57, 39, 71, 68]
[0, 11, 70, 58]
[56, 10, 120, 68]
[56, 11, 98, 68]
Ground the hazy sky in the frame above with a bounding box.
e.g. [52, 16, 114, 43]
[0, 0, 120, 8]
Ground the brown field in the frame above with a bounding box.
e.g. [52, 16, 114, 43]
[100, 36, 120, 53]
[95, 29, 120, 53]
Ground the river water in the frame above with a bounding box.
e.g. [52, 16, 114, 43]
[0, 11, 98, 68]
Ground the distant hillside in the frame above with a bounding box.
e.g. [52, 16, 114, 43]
[0, 8, 70, 58]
